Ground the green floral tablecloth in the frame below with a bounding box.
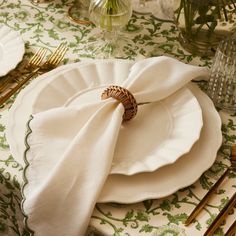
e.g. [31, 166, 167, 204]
[0, 1, 235, 236]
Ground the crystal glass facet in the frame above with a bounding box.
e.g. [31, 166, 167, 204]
[207, 38, 236, 112]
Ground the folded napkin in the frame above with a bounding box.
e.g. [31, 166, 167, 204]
[23, 56, 208, 236]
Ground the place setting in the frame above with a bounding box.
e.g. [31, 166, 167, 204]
[5, 55, 224, 235]
[1, 1, 236, 236]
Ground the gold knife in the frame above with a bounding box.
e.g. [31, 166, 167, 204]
[225, 219, 236, 236]
[185, 168, 231, 226]
[185, 146, 236, 226]
[0, 67, 40, 106]
[204, 192, 236, 236]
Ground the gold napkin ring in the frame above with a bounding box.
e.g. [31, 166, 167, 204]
[101, 85, 138, 122]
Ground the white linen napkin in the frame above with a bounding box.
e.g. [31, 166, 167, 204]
[22, 56, 208, 236]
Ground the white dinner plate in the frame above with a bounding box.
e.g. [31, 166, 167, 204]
[6, 60, 203, 175]
[98, 83, 222, 203]
[0, 26, 25, 76]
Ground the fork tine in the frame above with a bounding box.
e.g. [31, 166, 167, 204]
[28, 47, 47, 67]
[48, 43, 67, 64]
[50, 46, 67, 66]
[53, 44, 67, 59]
[28, 48, 44, 64]
[47, 43, 66, 63]
[32, 48, 48, 66]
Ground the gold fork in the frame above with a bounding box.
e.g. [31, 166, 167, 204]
[25, 47, 48, 71]
[0, 43, 67, 106]
[39, 43, 67, 72]
[0, 47, 48, 93]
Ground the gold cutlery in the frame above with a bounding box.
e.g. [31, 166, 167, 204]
[0, 43, 67, 106]
[0, 47, 48, 93]
[185, 145, 236, 226]
[25, 47, 48, 70]
[39, 43, 67, 72]
[225, 219, 236, 236]
[203, 192, 236, 236]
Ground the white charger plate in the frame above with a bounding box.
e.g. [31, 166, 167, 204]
[0, 26, 25, 76]
[6, 60, 222, 202]
[6, 60, 203, 175]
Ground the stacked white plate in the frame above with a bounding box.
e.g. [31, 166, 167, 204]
[6, 60, 222, 203]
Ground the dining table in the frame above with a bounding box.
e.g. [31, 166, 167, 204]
[0, 1, 235, 236]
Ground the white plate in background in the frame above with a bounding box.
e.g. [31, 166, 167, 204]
[0, 26, 25, 76]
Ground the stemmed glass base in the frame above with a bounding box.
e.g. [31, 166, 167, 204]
[85, 30, 132, 59]
[31, 0, 53, 3]
[132, 0, 159, 14]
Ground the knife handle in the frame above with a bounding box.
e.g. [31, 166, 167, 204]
[204, 192, 236, 236]
[225, 219, 236, 236]
[185, 168, 230, 226]
[0, 68, 39, 106]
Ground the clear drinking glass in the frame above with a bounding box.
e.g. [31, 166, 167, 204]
[207, 38, 236, 112]
[88, 0, 132, 58]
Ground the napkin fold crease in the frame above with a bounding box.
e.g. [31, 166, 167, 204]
[22, 56, 208, 236]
